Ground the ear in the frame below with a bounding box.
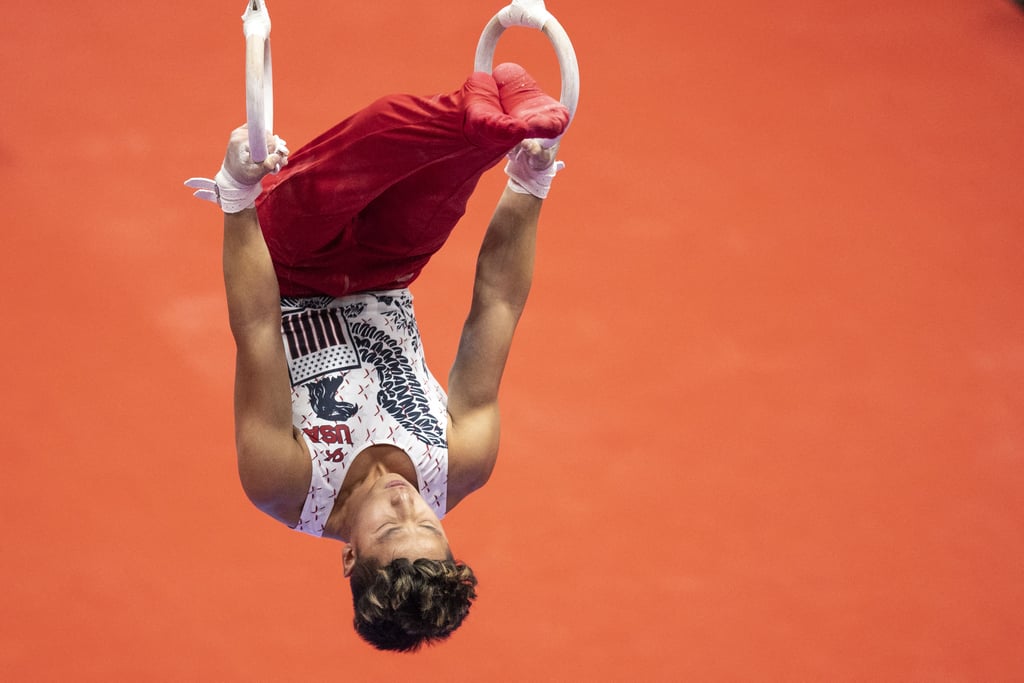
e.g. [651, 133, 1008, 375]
[342, 544, 357, 577]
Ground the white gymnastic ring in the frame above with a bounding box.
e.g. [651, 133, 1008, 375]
[474, 11, 580, 141]
[243, 1, 274, 163]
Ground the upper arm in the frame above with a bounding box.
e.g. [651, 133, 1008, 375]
[445, 302, 517, 497]
[447, 297, 521, 417]
[232, 319, 311, 517]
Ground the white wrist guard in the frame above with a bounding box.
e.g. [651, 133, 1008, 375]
[184, 165, 263, 214]
[504, 145, 565, 199]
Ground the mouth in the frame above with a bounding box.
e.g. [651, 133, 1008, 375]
[384, 478, 410, 489]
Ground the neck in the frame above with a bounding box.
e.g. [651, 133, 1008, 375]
[323, 445, 417, 540]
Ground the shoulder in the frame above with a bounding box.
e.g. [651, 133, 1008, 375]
[444, 405, 500, 510]
[237, 427, 312, 527]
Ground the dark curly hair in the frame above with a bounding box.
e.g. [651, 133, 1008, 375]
[349, 556, 478, 652]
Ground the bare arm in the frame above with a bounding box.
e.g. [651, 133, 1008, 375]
[448, 187, 541, 413]
[447, 142, 558, 496]
[215, 129, 308, 519]
[224, 207, 309, 517]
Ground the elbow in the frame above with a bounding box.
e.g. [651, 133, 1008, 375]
[473, 273, 532, 317]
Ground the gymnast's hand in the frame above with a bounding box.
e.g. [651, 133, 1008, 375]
[184, 125, 289, 213]
[504, 138, 564, 199]
[222, 124, 289, 186]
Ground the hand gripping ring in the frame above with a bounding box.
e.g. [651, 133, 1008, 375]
[243, 0, 274, 163]
[474, 0, 580, 143]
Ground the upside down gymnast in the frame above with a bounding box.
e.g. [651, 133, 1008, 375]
[188, 63, 569, 651]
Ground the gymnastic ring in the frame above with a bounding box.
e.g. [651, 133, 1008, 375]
[243, 0, 274, 163]
[474, 0, 580, 143]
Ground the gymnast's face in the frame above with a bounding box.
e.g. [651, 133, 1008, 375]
[342, 472, 450, 575]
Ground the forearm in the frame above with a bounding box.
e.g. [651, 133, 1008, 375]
[447, 141, 557, 416]
[472, 186, 543, 314]
[222, 207, 282, 339]
[222, 205, 293, 439]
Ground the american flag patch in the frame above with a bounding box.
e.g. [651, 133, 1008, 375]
[282, 307, 360, 386]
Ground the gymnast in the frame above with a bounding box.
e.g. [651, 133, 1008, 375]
[188, 61, 569, 651]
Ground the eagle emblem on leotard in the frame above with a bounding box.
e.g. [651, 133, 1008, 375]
[306, 375, 359, 421]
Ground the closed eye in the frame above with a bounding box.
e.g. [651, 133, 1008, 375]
[376, 524, 442, 541]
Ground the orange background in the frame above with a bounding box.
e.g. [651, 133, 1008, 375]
[2, 1, 1023, 680]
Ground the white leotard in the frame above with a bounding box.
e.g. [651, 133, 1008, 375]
[280, 290, 449, 536]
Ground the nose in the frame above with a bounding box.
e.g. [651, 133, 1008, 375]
[389, 488, 415, 511]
